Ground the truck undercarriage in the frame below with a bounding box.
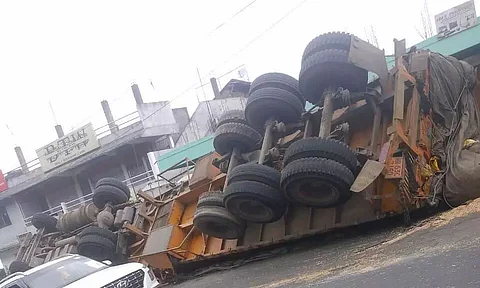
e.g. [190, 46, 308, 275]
[12, 32, 480, 285]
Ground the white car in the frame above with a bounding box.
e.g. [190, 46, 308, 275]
[0, 255, 160, 288]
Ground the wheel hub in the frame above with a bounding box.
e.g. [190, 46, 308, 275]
[297, 180, 340, 206]
[236, 198, 274, 222]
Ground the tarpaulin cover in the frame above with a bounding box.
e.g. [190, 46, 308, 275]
[428, 52, 480, 206]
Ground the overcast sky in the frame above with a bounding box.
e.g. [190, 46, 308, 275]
[0, 0, 476, 172]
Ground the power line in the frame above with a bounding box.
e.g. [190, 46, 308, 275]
[114, 0, 308, 140]
[203, 0, 309, 79]
[207, 0, 259, 36]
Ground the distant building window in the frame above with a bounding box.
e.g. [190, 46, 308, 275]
[0, 206, 12, 229]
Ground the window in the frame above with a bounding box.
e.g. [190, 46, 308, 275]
[0, 206, 12, 229]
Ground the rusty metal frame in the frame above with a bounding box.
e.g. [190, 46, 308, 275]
[348, 35, 389, 91]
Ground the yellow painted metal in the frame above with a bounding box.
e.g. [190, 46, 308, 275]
[129, 66, 434, 276]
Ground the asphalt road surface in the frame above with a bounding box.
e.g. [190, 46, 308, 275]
[173, 211, 480, 288]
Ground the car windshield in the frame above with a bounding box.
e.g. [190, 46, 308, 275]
[22, 256, 107, 288]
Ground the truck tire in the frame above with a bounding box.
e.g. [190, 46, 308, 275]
[227, 163, 281, 190]
[77, 234, 116, 261]
[213, 122, 262, 155]
[246, 87, 304, 131]
[283, 138, 358, 173]
[217, 110, 247, 127]
[9, 260, 31, 273]
[79, 226, 117, 243]
[299, 49, 368, 105]
[302, 32, 352, 63]
[93, 185, 129, 209]
[31, 213, 57, 233]
[95, 178, 130, 197]
[197, 191, 224, 208]
[280, 157, 354, 207]
[249, 72, 305, 106]
[193, 206, 245, 239]
[223, 180, 286, 223]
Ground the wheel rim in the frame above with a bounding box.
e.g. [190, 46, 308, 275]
[299, 181, 339, 204]
[226, 196, 274, 222]
[205, 220, 230, 234]
[287, 177, 341, 207]
[238, 199, 273, 222]
[195, 216, 241, 239]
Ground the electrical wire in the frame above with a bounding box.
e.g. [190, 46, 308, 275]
[203, 0, 309, 78]
[207, 0, 260, 37]
[113, 0, 309, 140]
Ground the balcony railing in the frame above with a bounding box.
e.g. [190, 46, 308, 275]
[22, 158, 196, 226]
[4, 111, 141, 183]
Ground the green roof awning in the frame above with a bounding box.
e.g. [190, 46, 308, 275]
[156, 135, 214, 172]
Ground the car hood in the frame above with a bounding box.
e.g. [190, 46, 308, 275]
[64, 262, 144, 288]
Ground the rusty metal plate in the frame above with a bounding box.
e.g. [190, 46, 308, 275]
[350, 160, 385, 192]
[348, 36, 389, 90]
[385, 157, 405, 179]
[142, 225, 174, 255]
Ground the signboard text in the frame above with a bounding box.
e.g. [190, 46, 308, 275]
[435, 0, 477, 38]
[36, 123, 100, 172]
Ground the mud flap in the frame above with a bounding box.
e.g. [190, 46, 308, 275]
[350, 160, 385, 192]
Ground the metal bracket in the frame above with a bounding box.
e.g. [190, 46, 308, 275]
[348, 36, 389, 92]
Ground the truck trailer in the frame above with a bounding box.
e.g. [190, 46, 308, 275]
[11, 32, 480, 284]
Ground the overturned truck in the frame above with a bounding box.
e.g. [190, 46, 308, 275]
[13, 32, 480, 282]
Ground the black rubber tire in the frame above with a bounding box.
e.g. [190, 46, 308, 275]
[213, 122, 262, 155]
[77, 234, 116, 261]
[217, 110, 247, 126]
[193, 206, 245, 239]
[197, 191, 224, 208]
[302, 32, 352, 63]
[246, 87, 304, 131]
[249, 72, 305, 106]
[223, 180, 286, 223]
[283, 138, 357, 173]
[93, 185, 129, 209]
[9, 260, 31, 273]
[280, 158, 354, 208]
[299, 49, 368, 105]
[227, 163, 281, 190]
[31, 213, 57, 233]
[95, 178, 130, 197]
[79, 226, 117, 243]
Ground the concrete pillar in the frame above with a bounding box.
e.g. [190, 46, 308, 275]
[210, 77, 220, 99]
[60, 202, 68, 213]
[121, 164, 135, 200]
[142, 156, 150, 174]
[131, 84, 144, 105]
[101, 100, 119, 133]
[14, 146, 28, 172]
[87, 178, 95, 194]
[55, 125, 64, 138]
[73, 175, 85, 203]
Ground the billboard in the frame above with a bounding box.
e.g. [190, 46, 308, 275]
[435, 0, 477, 38]
[0, 170, 7, 192]
[36, 123, 100, 172]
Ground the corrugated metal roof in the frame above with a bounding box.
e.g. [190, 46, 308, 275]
[156, 135, 214, 172]
[159, 23, 480, 168]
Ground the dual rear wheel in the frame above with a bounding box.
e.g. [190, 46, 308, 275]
[196, 32, 367, 239]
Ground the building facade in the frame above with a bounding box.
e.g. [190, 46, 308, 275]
[0, 86, 189, 267]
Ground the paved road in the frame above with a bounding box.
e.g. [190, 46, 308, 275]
[174, 212, 480, 288]
[312, 244, 479, 288]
